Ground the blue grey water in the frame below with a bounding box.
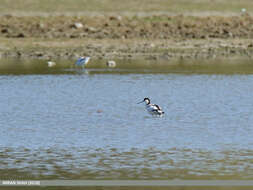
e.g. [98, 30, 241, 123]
[1, 59, 253, 179]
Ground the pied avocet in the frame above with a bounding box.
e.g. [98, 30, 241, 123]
[137, 97, 164, 116]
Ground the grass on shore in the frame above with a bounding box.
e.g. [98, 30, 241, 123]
[0, 0, 252, 14]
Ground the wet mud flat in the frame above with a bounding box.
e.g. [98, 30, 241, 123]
[1, 147, 253, 180]
[0, 14, 253, 60]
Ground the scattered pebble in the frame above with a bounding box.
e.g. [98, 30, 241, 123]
[86, 27, 96, 33]
[16, 33, 25, 38]
[106, 60, 116, 67]
[150, 43, 155, 48]
[1, 28, 8, 33]
[37, 23, 45, 29]
[248, 43, 253, 48]
[109, 15, 122, 21]
[74, 22, 83, 29]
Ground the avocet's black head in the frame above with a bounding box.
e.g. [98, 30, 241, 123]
[137, 97, 150, 105]
[143, 98, 150, 104]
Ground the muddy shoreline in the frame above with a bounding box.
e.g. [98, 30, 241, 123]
[0, 14, 253, 60]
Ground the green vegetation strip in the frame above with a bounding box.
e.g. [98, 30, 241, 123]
[0, 0, 252, 13]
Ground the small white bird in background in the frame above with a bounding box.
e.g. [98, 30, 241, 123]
[137, 97, 164, 116]
[106, 60, 116, 68]
[75, 56, 91, 68]
[47, 61, 56, 67]
[241, 8, 246, 13]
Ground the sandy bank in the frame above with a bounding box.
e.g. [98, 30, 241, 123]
[0, 15, 253, 60]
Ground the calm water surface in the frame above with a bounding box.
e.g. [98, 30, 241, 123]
[1, 58, 253, 179]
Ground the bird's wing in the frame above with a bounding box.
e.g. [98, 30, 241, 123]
[75, 58, 85, 65]
[149, 104, 159, 112]
[152, 104, 164, 114]
[154, 104, 162, 110]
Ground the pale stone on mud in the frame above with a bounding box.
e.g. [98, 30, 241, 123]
[74, 22, 83, 29]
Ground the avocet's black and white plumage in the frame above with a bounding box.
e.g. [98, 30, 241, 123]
[137, 97, 164, 116]
[75, 56, 90, 67]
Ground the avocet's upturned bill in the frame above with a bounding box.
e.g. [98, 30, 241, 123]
[75, 56, 91, 67]
[137, 97, 164, 116]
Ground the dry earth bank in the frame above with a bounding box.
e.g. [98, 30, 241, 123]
[0, 14, 253, 60]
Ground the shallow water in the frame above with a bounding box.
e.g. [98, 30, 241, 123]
[1, 58, 253, 179]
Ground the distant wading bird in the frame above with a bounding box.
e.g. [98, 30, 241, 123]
[137, 97, 164, 116]
[106, 60, 116, 68]
[47, 61, 56, 67]
[75, 56, 91, 68]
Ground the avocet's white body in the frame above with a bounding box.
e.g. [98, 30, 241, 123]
[138, 98, 164, 116]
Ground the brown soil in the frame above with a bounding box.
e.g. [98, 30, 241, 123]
[0, 14, 253, 60]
